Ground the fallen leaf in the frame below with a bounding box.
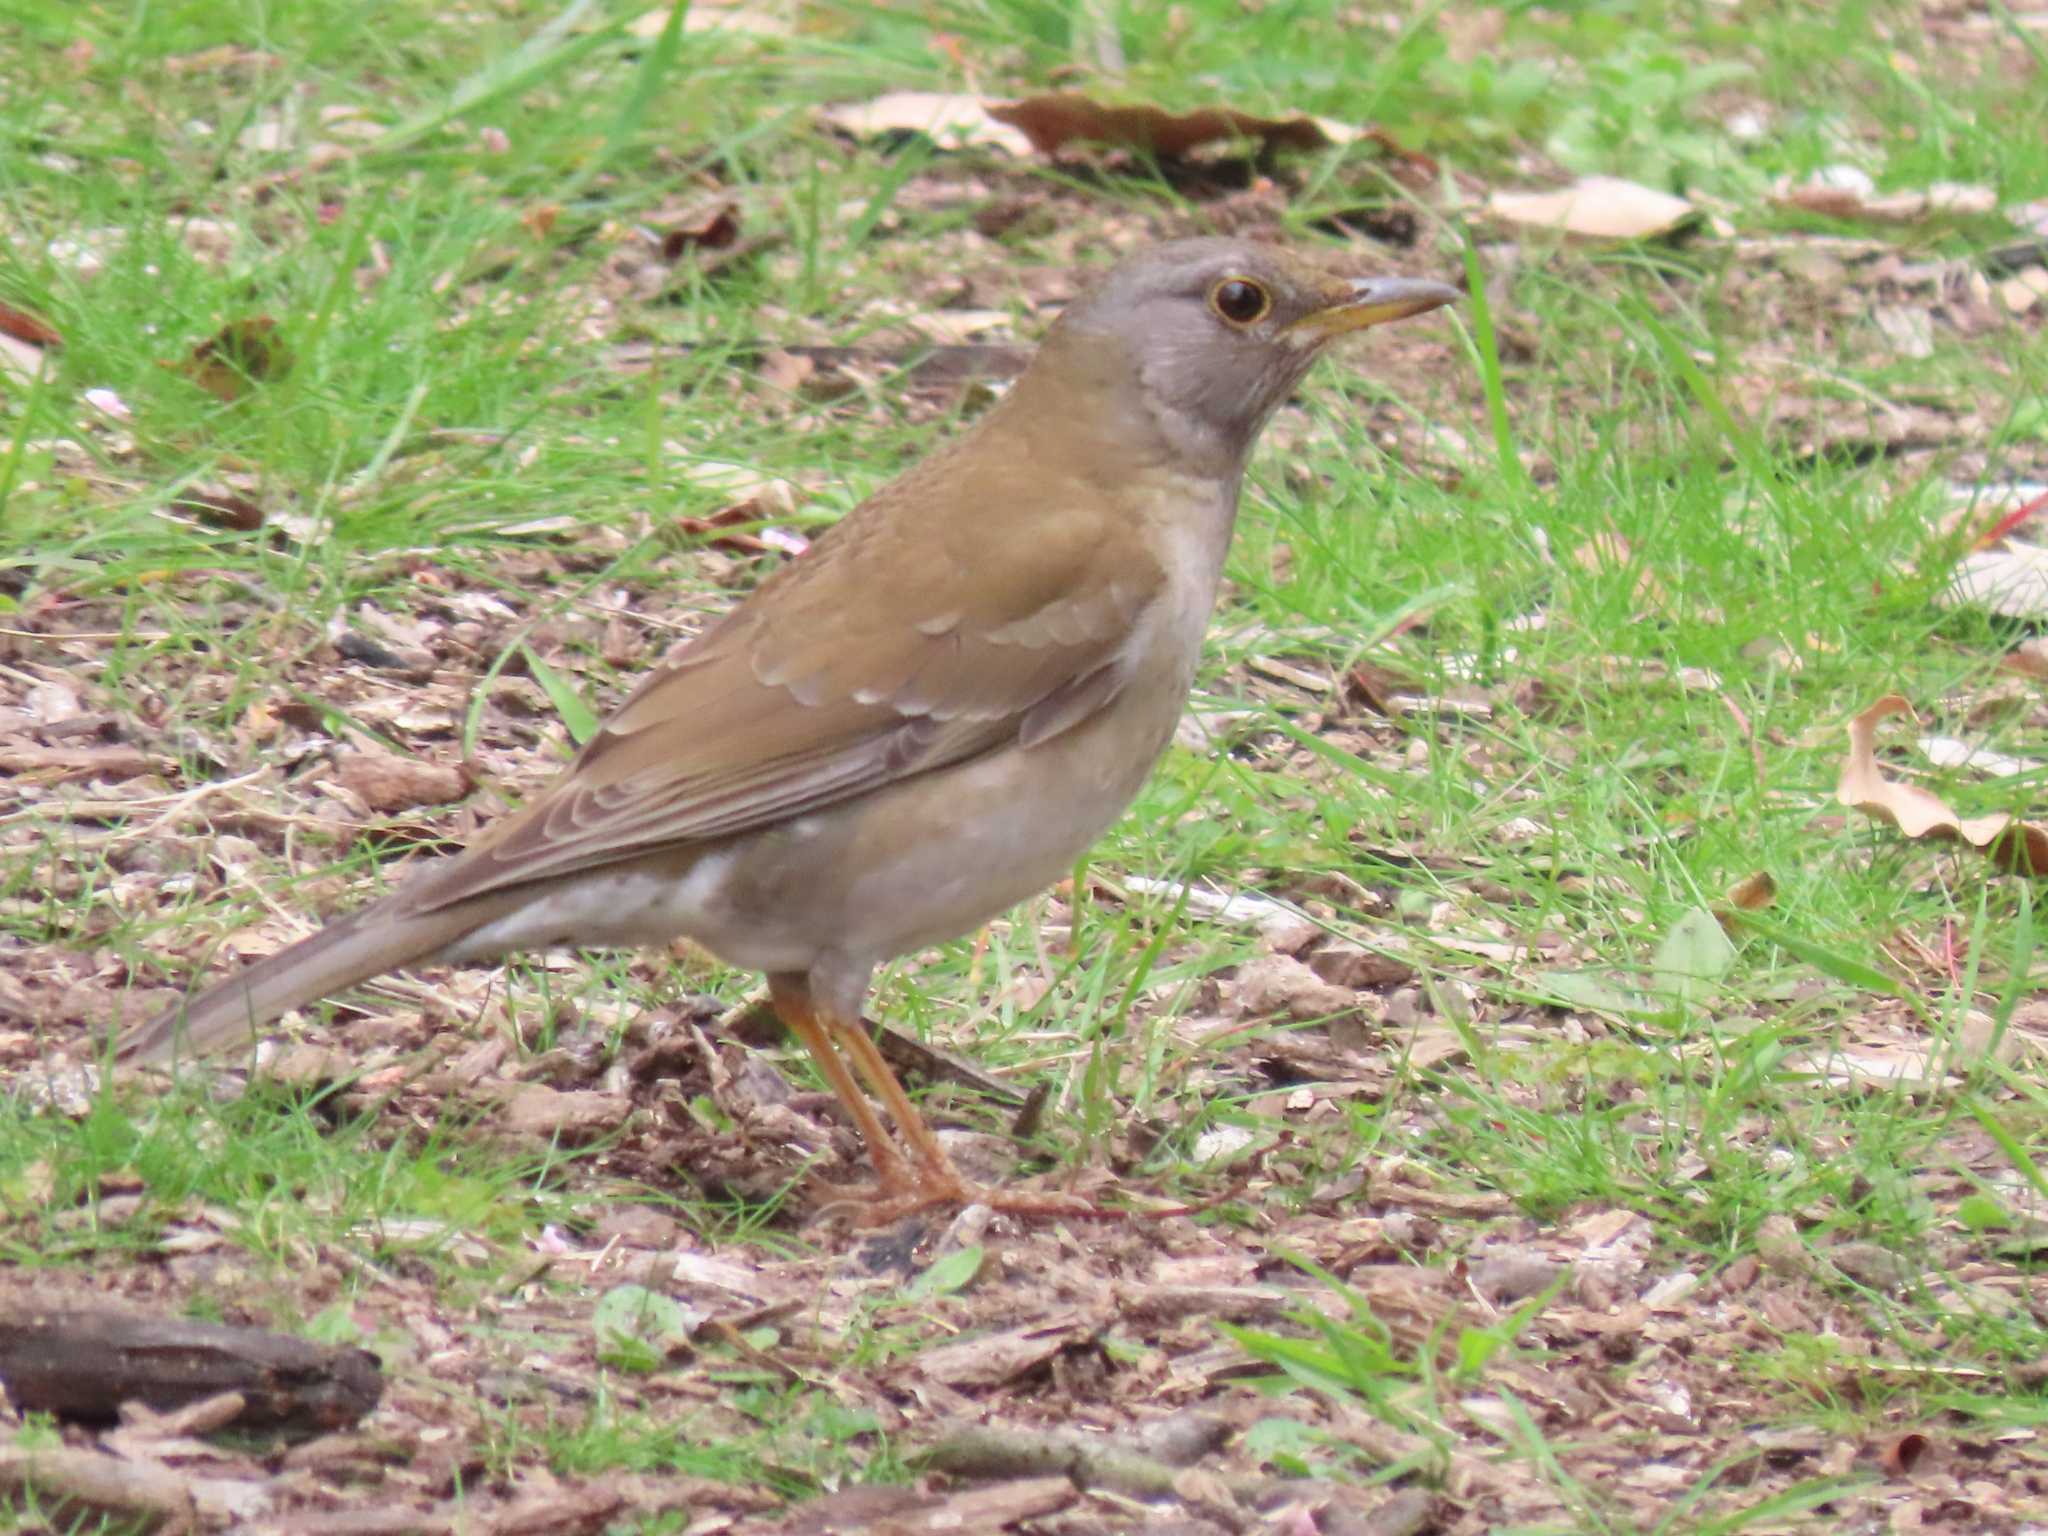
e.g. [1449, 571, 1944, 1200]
[777, 1478, 1073, 1535]
[1724, 871, 1776, 911]
[1917, 735, 2042, 780]
[1650, 907, 1736, 1009]
[818, 91, 1036, 156]
[674, 459, 794, 507]
[1784, 1042, 1954, 1092]
[171, 488, 265, 532]
[0, 301, 61, 348]
[1945, 542, 2048, 617]
[1396, 1025, 1468, 1071]
[905, 308, 1011, 346]
[675, 502, 808, 559]
[747, 347, 813, 399]
[1937, 485, 2048, 617]
[177, 316, 290, 402]
[163, 43, 281, 76]
[1119, 875, 1306, 935]
[1537, 969, 1648, 1017]
[658, 197, 740, 258]
[1835, 695, 2047, 876]
[989, 92, 1428, 172]
[818, 89, 1430, 178]
[1488, 177, 1697, 240]
[1342, 655, 1424, 716]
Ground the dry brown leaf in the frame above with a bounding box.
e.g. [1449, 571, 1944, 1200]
[171, 488, 265, 532]
[1723, 871, 1776, 911]
[1570, 530, 1633, 572]
[176, 316, 290, 402]
[658, 198, 740, 259]
[989, 92, 1430, 173]
[1487, 178, 1697, 240]
[1784, 1041, 1957, 1092]
[0, 331, 45, 385]
[675, 502, 807, 559]
[1342, 655, 1424, 717]
[819, 90, 1429, 178]
[1835, 695, 2047, 876]
[0, 301, 61, 348]
[674, 463, 806, 558]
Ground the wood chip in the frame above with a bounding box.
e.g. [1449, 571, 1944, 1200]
[914, 1312, 1096, 1387]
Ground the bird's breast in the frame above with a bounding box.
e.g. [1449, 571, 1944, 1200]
[1114, 470, 1240, 699]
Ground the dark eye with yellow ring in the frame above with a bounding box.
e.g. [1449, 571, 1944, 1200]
[1209, 277, 1271, 326]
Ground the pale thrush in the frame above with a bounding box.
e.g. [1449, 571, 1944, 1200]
[117, 238, 1459, 1216]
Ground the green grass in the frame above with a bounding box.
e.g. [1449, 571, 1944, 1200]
[5, 0, 2048, 1528]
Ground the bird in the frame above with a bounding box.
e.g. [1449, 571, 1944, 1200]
[116, 237, 1458, 1218]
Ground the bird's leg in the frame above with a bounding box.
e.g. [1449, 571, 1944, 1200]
[821, 1009, 969, 1196]
[813, 979, 1103, 1223]
[766, 974, 915, 1197]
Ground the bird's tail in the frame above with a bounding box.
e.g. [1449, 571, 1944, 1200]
[115, 895, 502, 1065]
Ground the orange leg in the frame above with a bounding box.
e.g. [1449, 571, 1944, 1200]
[769, 974, 1105, 1224]
[823, 1011, 966, 1187]
[822, 1000, 1102, 1223]
[767, 976, 914, 1196]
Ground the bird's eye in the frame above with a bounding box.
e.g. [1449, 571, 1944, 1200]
[1209, 277, 1271, 326]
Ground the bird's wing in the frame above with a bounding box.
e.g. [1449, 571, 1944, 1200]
[400, 478, 1164, 915]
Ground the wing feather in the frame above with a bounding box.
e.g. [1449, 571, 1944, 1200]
[398, 465, 1166, 917]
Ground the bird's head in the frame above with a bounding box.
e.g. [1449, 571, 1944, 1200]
[1048, 238, 1460, 477]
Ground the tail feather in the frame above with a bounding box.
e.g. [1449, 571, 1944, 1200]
[116, 896, 495, 1065]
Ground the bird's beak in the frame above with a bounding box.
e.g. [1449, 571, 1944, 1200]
[1289, 275, 1462, 343]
